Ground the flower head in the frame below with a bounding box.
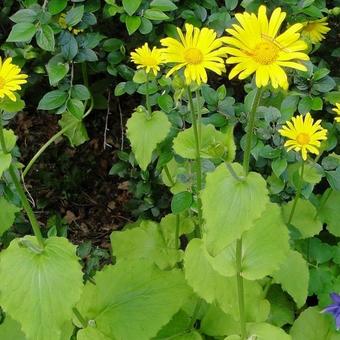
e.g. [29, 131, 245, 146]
[0, 57, 28, 102]
[223, 5, 309, 89]
[301, 18, 330, 44]
[160, 23, 228, 85]
[333, 103, 340, 123]
[323, 293, 340, 330]
[130, 43, 163, 76]
[279, 113, 327, 160]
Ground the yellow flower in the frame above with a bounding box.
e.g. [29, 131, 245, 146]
[279, 113, 327, 160]
[223, 5, 309, 89]
[333, 103, 340, 123]
[130, 43, 163, 76]
[160, 23, 228, 85]
[301, 18, 330, 44]
[0, 57, 28, 102]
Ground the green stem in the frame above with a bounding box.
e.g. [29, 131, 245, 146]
[0, 113, 44, 248]
[164, 164, 175, 186]
[236, 239, 246, 340]
[195, 89, 202, 143]
[72, 307, 87, 329]
[145, 73, 152, 117]
[225, 162, 245, 182]
[187, 87, 202, 237]
[243, 87, 263, 175]
[188, 299, 202, 330]
[236, 86, 263, 340]
[175, 214, 180, 249]
[23, 97, 94, 178]
[287, 160, 305, 225]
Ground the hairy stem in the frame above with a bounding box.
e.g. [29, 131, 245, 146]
[0, 112, 44, 248]
[187, 87, 202, 238]
[145, 73, 152, 117]
[288, 160, 305, 225]
[237, 86, 263, 340]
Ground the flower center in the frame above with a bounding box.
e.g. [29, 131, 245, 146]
[143, 56, 157, 66]
[0, 76, 5, 90]
[184, 48, 203, 65]
[252, 41, 279, 65]
[296, 133, 310, 145]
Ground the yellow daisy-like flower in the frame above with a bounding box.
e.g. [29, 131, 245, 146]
[223, 5, 309, 89]
[301, 18, 330, 44]
[333, 103, 340, 123]
[130, 43, 163, 76]
[160, 23, 228, 85]
[0, 57, 28, 102]
[279, 113, 327, 160]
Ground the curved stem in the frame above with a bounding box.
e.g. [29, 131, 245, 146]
[237, 86, 263, 340]
[164, 164, 175, 187]
[23, 97, 94, 178]
[0, 112, 44, 248]
[287, 160, 305, 225]
[314, 188, 332, 220]
[243, 87, 263, 175]
[187, 87, 202, 237]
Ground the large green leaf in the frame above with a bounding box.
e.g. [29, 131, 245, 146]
[201, 163, 269, 255]
[319, 189, 340, 237]
[0, 129, 17, 153]
[126, 110, 171, 170]
[247, 323, 291, 340]
[36, 24, 55, 51]
[209, 203, 289, 280]
[76, 259, 190, 340]
[0, 153, 12, 178]
[282, 199, 322, 238]
[0, 197, 20, 236]
[123, 0, 142, 15]
[184, 238, 270, 322]
[272, 250, 309, 308]
[0, 236, 83, 340]
[7, 23, 37, 42]
[110, 220, 182, 269]
[290, 307, 339, 340]
[173, 124, 230, 160]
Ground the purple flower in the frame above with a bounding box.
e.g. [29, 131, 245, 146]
[323, 293, 340, 330]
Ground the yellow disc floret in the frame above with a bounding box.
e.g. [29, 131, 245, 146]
[130, 43, 163, 76]
[223, 5, 309, 89]
[160, 23, 228, 85]
[279, 113, 327, 160]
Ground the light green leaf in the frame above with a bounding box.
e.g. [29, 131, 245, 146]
[10, 9, 37, 23]
[7, 23, 37, 42]
[272, 250, 309, 308]
[173, 124, 229, 160]
[0, 197, 20, 236]
[125, 16, 141, 35]
[209, 203, 290, 280]
[0, 153, 12, 178]
[126, 110, 171, 171]
[38, 90, 68, 110]
[66, 5, 84, 26]
[123, 0, 142, 16]
[282, 199, 322, 238]
[58, 112, 89, 147]
[110, 220, 182, 269]
[319, 189, 340, 237]
[67, 98, 85, 119]
[0, 94, 25, 113]
[46, 56, 69, 86]
[48, 0, 68, 15]
[0, 315, 26, 340]
[201, 163, 269, 255]
[76, 259, 190, 340]
[290, 307, 339, 340]
[36, 24, 55, 51]
[171, 191, 192, 214]
[247, 323, 291, 340]
[184, 238, 270, 321]
[71, 85, 91, 101]
[0, 236, 83, 340]
[144, 9, 169, 20]
[0, 129, 17, 152]
[77, 327, 111, 340]
[150, 0, 177, 11]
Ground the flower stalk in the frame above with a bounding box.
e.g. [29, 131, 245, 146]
[0, 111, 45, 248]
